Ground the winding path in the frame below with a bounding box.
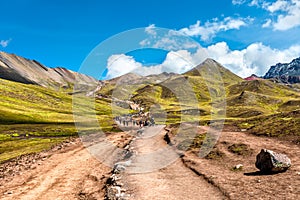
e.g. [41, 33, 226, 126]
[123, 125, 226, 199]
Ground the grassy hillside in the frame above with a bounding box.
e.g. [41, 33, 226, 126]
[0, 78, 116, 163]
[97, 63, 300, 129]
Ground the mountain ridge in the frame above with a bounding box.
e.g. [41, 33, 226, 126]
[264, 57, 300, 83]
[0, 51, 98, 89]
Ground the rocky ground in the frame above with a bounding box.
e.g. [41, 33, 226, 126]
[0, 125, 299, 199]
[182, 126, 300, 199]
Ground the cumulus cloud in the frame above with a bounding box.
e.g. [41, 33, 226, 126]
[205, 42, 300, 77]
[265, 0, 289, 12]
[105, 41, 300, 79]
[105, 54, 143, 79]
[244, 0, 300, 30]
[140, 17, 252, 47]
[0, 39, 12, 48]
[271, 0, 300, 30]
[262, 18, 272, 28]
[104, 51, 198, 79]
[140, 24, 200, 51]
[177, 17, 252, 41]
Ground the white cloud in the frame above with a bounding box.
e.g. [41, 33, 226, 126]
[104, 51, 197, 79]
[246, 0, 300, 30]
[204, 42, 300, 77]
[152, 36, 199, 51]
[145, 24, 157, 36]
[106, 54, 143, 79]
[272, 0, 300, 30]
[232, 0, 247, 5]
[140, 17, 252, 51]
[0, 39, 12, 48]
[105, 41, 300, 79]
[177, 17, 252, 41]
[266, 0, 289, 12]
[262, 19, 272, 28]
[249, 0, 260, 6]
[140, 25, 200, 51]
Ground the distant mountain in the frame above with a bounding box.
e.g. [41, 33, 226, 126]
[107, 71, 178, 86]
[108, 72, 143, 84]
[0, 51, 98, 88]
[244, 74, 262, 81]
[264, 57, 300, 83]
[184, 58, 243, 85]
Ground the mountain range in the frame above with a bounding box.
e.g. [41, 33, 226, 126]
[1, 51, 300, 89]
[0, 51, 98, 89]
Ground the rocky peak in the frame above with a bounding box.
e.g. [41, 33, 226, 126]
[264, 57, 300, 83]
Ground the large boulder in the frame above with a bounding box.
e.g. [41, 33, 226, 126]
[255, 149, 291, 173]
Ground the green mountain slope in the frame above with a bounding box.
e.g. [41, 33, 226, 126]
[0, 78, 114, 163]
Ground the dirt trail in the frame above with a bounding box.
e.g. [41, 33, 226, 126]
[3, 124, 295, 199]
[123, 125, 226, 199]
[0, 142, 110, 200]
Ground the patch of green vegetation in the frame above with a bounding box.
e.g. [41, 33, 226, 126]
[236, 110, 300, 138]
[228, 143, 253, 156]
[0, 138, 66, 163]
[231, 165, 243, 172]
[228, 80, 299, 97]
[0, 124, 79, 163]
[205, 148, 224, 160]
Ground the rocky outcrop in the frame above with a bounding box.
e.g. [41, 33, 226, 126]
[264, 57, 300, 83]
[0, 51, 98, 88]
[255, 149, 291, 173]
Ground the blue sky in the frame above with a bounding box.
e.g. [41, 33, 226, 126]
[1, 0, 300, 79]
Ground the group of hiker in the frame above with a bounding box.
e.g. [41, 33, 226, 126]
[114, 112, 155, 128]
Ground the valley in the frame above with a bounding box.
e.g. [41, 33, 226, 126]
[0, 52, 299, 199]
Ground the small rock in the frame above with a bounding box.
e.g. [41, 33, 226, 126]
[257, 179, 261, 183]
[106, 186, 121, 199]
[234, 164, 243, 170]
[255, 149, 291, 173]
[113, 164, 126, 174]
[4, 191, 13, 195]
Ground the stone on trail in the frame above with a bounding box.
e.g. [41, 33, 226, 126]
[255, 149, 291, 173]
[234, 164, 243, 170]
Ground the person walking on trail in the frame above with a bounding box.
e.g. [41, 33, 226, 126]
[139, 119, 143, 128]
[150, 117, 155, 126]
